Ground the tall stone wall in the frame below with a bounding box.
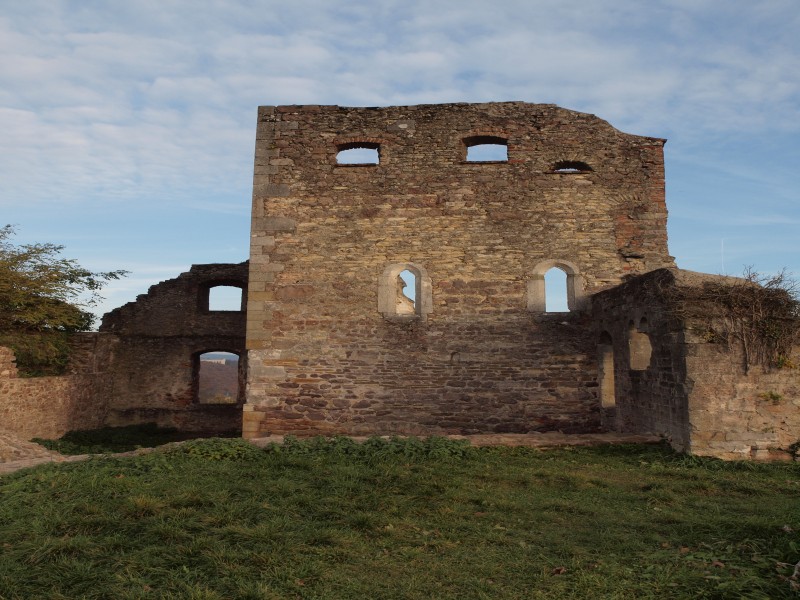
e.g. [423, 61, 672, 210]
[592, 268, 800, 459]
[245, 102, 675, 437]
[100, 263, 248, 432]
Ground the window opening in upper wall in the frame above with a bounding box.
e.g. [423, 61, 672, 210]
[208, 285, 244, 311]
[544, 267, 569, 312]
[196, 351, 240, 404]
[397, 269, 417, 314]
[553, 160, 592, 174]
[464, 136, 508, 162]
[336, 142, 380, 165]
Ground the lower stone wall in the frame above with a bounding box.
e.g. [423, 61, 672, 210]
[0, 344, 111, 440]
[104, 336, 245, 433]
[245, 312, 601, 438]
[592, 268, 800, 460]
[684, 340, 800, 460]
[0, 329, 247, 440]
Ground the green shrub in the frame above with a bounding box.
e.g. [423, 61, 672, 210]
[170, 437, 267, 461]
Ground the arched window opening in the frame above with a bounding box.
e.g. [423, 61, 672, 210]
[629, 318, 652, 371]
[553, 160, 592, 174]
[598, 332, 616, 408]
[336, 142, 380, 165]
[527, 259, 585, 314]
[544, 267, 569, 312]
[397, 269, 417, 315]
[378, 262, 432, 321]
[208, 284, 244, 312]
[196, 351, 240, 404]
[464, 136, 508, 162]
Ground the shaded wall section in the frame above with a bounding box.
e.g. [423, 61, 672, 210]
[592, 268, 800, 459]
[100, 263, 248, 433]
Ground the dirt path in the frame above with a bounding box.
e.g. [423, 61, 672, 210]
[0, 429, 77, 474]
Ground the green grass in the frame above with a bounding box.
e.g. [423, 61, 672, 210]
[1, 437, 799, 599]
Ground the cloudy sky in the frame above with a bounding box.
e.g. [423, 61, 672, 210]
[1, 0, 798, 318]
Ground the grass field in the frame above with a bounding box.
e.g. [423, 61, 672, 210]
[1, 436, 799, 599]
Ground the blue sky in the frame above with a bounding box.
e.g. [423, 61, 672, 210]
[1, 0, 798, 318]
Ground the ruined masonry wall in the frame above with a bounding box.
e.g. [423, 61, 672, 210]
[245, 102, 675, 437]
[683, 327, 800, 460]
[592, 270, 692, 449]
[592, 269, 800, 460]
[99, 263, 248, 432]
[0, 337, 112, 440]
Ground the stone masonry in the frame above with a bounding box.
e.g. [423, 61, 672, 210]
[243, 102, 676, 438]
[99, 263, 248, 432]
[1, 101, 795, 461]
[593, 268, 800, 460]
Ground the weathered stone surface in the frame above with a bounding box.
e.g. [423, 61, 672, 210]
[244, 102, 675, 438]
[0, 337, 113, 440]
[98, 263, 249, 432]
[592, 268, 800, 460]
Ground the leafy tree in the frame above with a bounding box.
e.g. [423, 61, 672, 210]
[0, 225, 127, 375]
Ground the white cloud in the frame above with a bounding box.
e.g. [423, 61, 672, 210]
[0, 0, 798, 309]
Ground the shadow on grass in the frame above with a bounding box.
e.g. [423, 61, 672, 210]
[32, 423, 240, 455]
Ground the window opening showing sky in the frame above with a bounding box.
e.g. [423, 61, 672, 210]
[208, 285, 242, 311]
[466, 144, 508, 162]
[544, 268, 569, 312]
[336, 147, 379, 164]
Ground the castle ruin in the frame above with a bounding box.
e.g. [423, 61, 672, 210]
[1, 102, 797, 460]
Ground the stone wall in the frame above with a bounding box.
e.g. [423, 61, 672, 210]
[244, 102, 675, 437]
[100, 263, 248, 432]
[0, 263, 249, 440]
[592, 268, 800, 459]
[0, 336, 113, 440]
[592, 269, 694, 449]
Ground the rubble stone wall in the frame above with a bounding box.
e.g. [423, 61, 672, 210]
[0, 336, 113, 440]
[592, 268, 800, 459]
[100, 263, 248, 432]
[592, 270, 692, 449]
[684, 342, 800, 460]
[245, 102, 675, 437]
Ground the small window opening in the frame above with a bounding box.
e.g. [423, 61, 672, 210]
[208, 285, 243, 311]
[397, 269, 417, 314]
[544, 267, 569, 312]
[628, 318, 652, 371]
[336, 142, 380, 165]
[197, 351, 240, 404]
[553, 160, 592, 174]
[464, 136, 508, 162]
[527, 259, 585, 313]
[378, 262, 431, 321]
